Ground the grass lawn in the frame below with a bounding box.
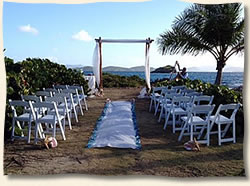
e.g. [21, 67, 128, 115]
[3, 87, 245, 176]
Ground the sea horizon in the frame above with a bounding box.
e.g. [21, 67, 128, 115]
[83, 71, 244, 88]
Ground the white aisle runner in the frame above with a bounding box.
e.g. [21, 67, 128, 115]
[86, 101, 141, 149]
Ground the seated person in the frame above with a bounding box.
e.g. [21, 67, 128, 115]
[173, 61, 188, 81]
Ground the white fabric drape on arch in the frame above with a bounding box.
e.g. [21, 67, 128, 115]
[92, 43, 100, 88]
[145, 45, 151, 91]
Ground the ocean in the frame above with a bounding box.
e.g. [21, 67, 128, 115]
[84, 71, 244, 88]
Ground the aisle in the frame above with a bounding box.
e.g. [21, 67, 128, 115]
[86, 100, 141, 149]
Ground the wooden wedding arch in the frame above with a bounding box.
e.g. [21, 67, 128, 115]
[94, 37, 154, 92]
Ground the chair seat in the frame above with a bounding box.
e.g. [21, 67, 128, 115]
[181, 116, 207, 124]
[171, 107, 187, 114]
[50, 108, 70, 114]
[37, 114, 64, 123]
[16, 113, 35, 122]
[209, 114, 233, 124]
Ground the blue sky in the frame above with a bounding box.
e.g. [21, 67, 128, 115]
[3, 0, 244, 71]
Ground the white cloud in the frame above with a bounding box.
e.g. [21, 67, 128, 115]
[19, 24, 39, 35]
[72, 30, 92, 42]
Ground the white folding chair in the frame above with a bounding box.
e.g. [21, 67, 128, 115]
[208, 103, 240, 145]
[157, 92, 182, 122]
[9, 100, 38, 143]
[68, 85, 88, 111]
[33, 102, 66, 143]
[45, 96, 72, 130]
[154, 89, 177, 116]
[54, 92, 79, 123]
[61, 88, 84, 116]
[163, 96, 192, 133]
[149, 86, 167, 112]
[178, 104, 215, 146]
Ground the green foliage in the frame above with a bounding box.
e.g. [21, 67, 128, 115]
[5, 57, 89, 139]
[103, 72, 145, 88]
[153, 78, 244, 136]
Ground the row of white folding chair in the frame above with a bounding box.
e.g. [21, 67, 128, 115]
[36, 89, 82, 122]
[68, 85, 88, 111]
[54, 92, 79, 123]
[25, 91, 78, 125]
[61, 89, 84, 116]
[149, 86, 198, 113]
[157, 92, 184, 121]
[9, 99, 66, 143]
[22, 94, 73, 140]
[154, 89, 179, 116]
[149, 86, 168, 112]
[53, 84, 88, 111]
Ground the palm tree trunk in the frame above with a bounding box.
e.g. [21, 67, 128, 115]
[215, 68, 223, 85]
[215, 60, 225, 85]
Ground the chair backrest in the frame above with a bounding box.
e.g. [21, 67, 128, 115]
[185, 92, 203, 97]
[53, 85, 68, 90]
[45, 96, 67, 105]
[9, 99, 35, 118]
[172, 85, 186, 91]
[152, 86, 167, 93]
[164, 92, 182, 99]
[35, 91, 52, 97]
[192, 95, 214, 105]
[172, 96, 192, 109]
[21, 95, 42, 103]
[61, 88, 76, 94]
[160, 89, 177, 99]
[32, 101, 59, 118]
[67, 85, 81, 91]
[214, 103, 240, 120]
[182, 89, 196, 94]
[54, 92, 74, 106]
[43, 88, 59, 94]
[188, 104, 215, 122]
[45, 96, 68, 114]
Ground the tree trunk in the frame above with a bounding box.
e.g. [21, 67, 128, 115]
[215, 60, 225, 85]
[215, 67, 223, 85]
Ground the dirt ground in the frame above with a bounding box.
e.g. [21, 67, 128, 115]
[4, 88, 245, 176]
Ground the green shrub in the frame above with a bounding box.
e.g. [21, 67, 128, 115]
[5, 57, 89, 140]
[103, 72, 145, 88]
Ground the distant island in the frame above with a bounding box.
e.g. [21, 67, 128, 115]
[71, 65, 156, 72]
[151, 65, 176, 73]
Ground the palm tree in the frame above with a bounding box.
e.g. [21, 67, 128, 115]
[157, 3, 244, 85]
